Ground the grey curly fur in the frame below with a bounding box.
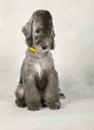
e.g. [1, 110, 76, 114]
[15, 10, 64, 111]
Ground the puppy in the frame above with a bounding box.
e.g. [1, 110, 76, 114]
[15, 10, 64, 111]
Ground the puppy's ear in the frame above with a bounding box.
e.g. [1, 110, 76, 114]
[22, 18, 33, 47]
[50, 28, 55, 50]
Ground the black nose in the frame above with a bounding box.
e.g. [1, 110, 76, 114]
[42, 46, 48, 50]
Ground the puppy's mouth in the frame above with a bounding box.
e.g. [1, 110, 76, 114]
[39, 45, 49, 53]
[34, 43, 49, 52]
[36, 45, 49, 53]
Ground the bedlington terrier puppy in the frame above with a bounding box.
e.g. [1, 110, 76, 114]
[15, 10, 64, 111]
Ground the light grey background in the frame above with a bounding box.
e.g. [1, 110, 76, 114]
[0, 0, 94, 102]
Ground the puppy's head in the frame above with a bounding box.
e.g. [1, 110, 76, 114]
[22, 10, 55, 53]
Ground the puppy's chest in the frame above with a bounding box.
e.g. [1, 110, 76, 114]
[34, 59, 48, 76]
[34, 63, 48, 90]
[34, 64, 42, 78]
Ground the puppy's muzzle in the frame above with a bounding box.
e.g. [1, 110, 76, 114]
[40, 36, 52, 50]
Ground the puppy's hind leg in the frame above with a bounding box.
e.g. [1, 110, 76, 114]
[15, 83, 26, 108]
[15, 62, 26, 107]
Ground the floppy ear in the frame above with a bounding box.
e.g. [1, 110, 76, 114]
[22, 18, 33, 47]
[50, 27, 55, 50]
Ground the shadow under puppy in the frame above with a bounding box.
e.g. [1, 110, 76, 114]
[15, 10, 65, 111]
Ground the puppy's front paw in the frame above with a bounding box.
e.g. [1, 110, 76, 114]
[15, 99, 26, 108]
[48, 102, 61, 110]
[27, 104, 41, 111]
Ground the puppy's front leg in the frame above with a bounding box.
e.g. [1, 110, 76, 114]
[44, 70, 61, 110]
[24, 75, 41, 111]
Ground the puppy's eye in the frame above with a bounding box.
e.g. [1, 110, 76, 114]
[35, 29, 40, 33]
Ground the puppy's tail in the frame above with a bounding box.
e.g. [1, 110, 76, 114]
[59, 93, 65, 99]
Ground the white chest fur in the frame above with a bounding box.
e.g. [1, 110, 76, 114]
[35, 64, 41, 78]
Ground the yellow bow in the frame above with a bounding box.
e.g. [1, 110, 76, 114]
[29, 47, 39, 53]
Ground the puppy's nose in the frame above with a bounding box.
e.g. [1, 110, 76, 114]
[42, 46, 48, 50]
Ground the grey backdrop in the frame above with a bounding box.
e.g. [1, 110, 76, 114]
[0, 0, 94, 102]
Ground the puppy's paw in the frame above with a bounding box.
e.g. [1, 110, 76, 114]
[15, 99, 27, 108]
[27, 104, 41, 111]
[48, 102, 61, 110]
